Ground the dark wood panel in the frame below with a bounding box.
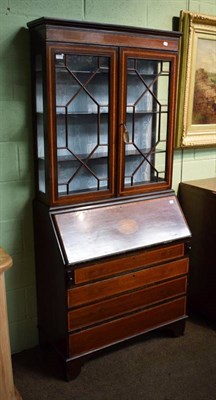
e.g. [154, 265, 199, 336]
[68, 258, 189, 307]
[27, 18, 180, 51]
[179, 179, 216, 321]
[47, 29, 179, 50]
[28, 17, 181, 36]
[33, 201, 68, 352]
[53, 196, 191, 265]
[69, 297, 186, 356]
[74, 243, 185, 284]
[180, 178, 216, 193]
[68, 277, 187, 331]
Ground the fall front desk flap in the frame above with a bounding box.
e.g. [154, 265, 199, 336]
[52, 195, 191, 265]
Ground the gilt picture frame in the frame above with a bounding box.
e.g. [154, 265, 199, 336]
[175, 11, 216, 148]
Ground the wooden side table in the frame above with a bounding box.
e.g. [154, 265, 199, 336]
[0, 248, 22, 400]
[179, 178, 216, 321]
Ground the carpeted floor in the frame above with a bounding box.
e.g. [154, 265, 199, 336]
[13, 316, 216, 400]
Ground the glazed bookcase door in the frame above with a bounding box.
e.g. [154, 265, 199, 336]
[49, 45, 117, 205]
[118, 49, 176, 196]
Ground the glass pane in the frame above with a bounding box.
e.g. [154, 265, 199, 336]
[35, 54, 45, 193]
[159, 113, 168, 142]
[55, 52, 110, 196]
[124, 156, 151, 186]
[56, 109, 66, 148]
[57, 158, 108, 196]
[157, 74, 169, 106]
[66, 54, 98, 72]
[67, 92, 98, 114]
[125, 114, 153, 150]
[56, 69, 79, 106]
[124, 58, 170, 188]
[88, 157, 108, 181]
[99, 57, 109, 69]
[86, 72, 109, 105]
[136, 59, 158, 75]
[154, 151, 166, 179]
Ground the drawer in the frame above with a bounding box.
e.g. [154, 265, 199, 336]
[69, 297, 186, 357]
[68, 257, 189, 308]
[74, 243, 185, 284]
[68, 276, 187, 331]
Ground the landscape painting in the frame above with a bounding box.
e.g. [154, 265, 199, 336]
[175, 11, 216, 147]
[192, 38, 216, 125]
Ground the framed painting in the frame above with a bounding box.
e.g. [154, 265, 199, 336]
[175, 11, 216, 147]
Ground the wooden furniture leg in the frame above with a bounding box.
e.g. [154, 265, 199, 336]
[0, 248, 22, 400]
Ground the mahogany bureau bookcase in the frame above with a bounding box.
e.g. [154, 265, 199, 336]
[27, 17, 191, 379]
